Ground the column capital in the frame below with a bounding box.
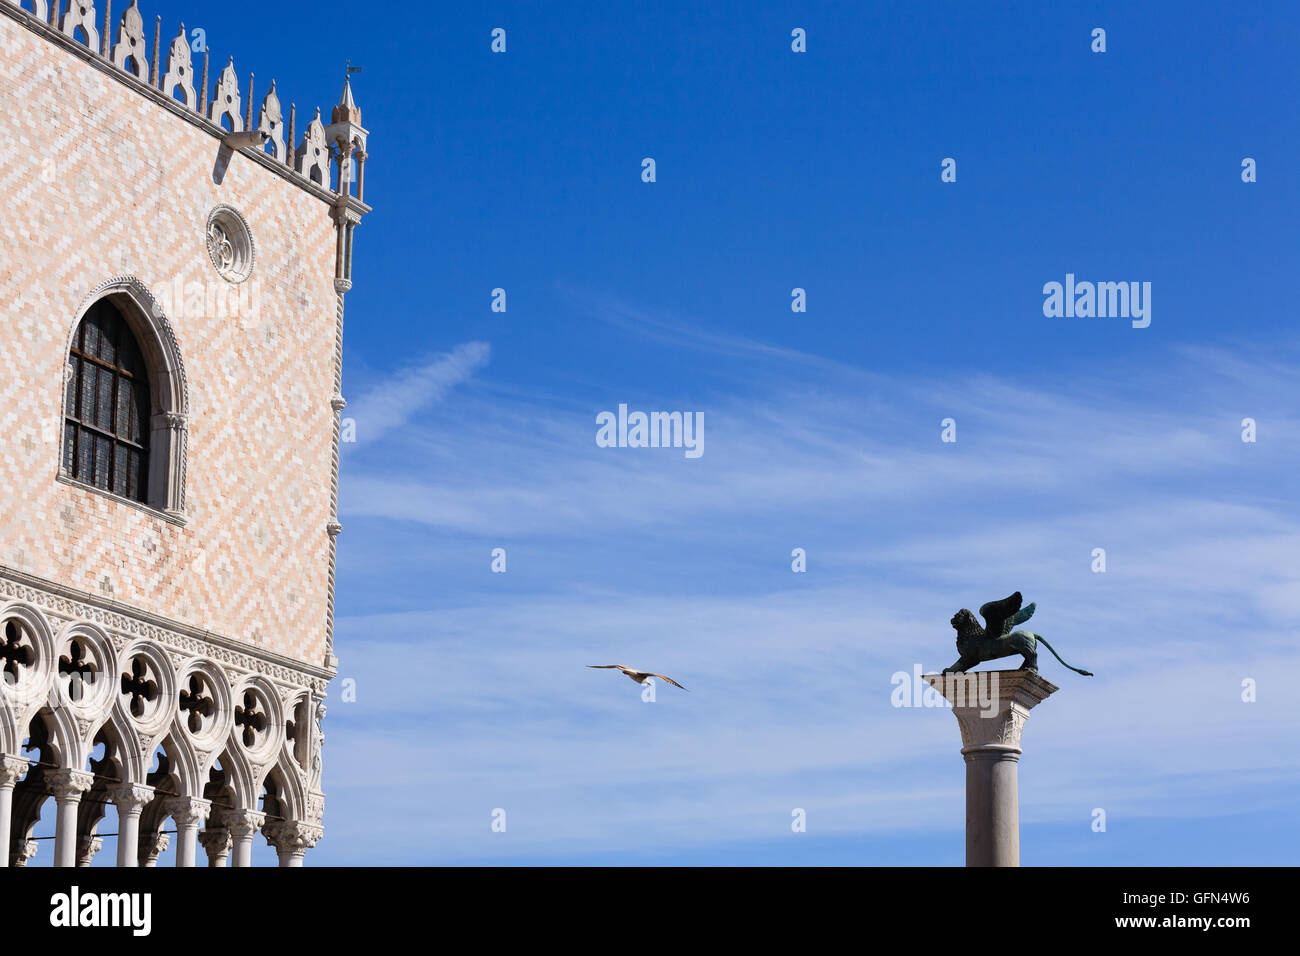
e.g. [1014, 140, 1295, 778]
[220, 807, 265, 838]
[139, 831, 169, 866]
[163, 795, 212, 827]
[77, 835, 103, 867]
[923, 670, 1057, 753]
[14, 839, 38, 867]
[0, 755, 29, 788]
[47, 768, 95, 800]
[108, 782, 154, 813]
[198, 828, 232, 856]
[263, 819, 322, 852]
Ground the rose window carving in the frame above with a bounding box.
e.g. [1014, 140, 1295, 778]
[205, 206, 254, 283]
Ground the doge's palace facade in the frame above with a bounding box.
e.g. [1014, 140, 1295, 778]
[0, 0, 368, 866]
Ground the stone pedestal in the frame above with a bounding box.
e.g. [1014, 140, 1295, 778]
[923, 669, 1057, 867]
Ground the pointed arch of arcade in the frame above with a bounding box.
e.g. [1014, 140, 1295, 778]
[0, 600, 319, 867]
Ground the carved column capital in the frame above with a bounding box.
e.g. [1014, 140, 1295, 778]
[198, 828, 232, 857]
[263, 819, 321, 852]
[108, 783, 154, 814]
[923, 670, 1057, 754]
[163, 795, 211, 828]
[77, 834, 103, 867]
[220, 807, 265, 839]
[14, 839, 38, 867]
[138, 831, 169, 867]
[0, 755, 29, 788]
[47, 769, 95, 801]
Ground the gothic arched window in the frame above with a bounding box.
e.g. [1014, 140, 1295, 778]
[63, 299, 151, 503]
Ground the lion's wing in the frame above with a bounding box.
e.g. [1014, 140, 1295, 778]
[978, 592, 1023, 638]
[1002, 602, 1036, 635]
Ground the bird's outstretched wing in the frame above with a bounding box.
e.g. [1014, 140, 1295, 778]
[645, 673, 688, 691]
[1002, 602, 1036, 635]
[978, 592, 1023, 639]
[587, 665, 630, 670]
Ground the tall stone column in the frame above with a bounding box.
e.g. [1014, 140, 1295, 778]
[0, 755, 28, 868]
[109, 783, 154, 867]
[164, 796, 211, 867]
[223, 808, 265, 868]
[48, 769, 95, 868]
[924, 670, 1057, 867]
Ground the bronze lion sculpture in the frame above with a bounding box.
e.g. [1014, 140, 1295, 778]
[944, 592, 1092, 676]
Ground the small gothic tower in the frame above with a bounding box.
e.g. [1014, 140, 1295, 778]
[0, 1, 370, 867]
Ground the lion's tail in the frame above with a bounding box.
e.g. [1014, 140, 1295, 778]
[1033, 634, 1094, 677]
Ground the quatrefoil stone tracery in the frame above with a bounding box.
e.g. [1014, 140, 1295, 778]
[178, 674, 217, 734]
[207, 222, 235, 273]
[121, 656, 159, 719]
[58, 639, 99, 702]
[1, 620, 35, 686]
[204, 206, 254, 283]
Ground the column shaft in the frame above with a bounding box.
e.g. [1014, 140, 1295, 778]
[54, 794, 81, 868]
[964, 750, 1021, 866]
[0, 782, 13, 868]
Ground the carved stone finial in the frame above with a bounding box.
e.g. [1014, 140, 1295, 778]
[295, 107, 331, 187]
[209, 56, 243, 132]
[110, 0, 146, 80]
[161, 24, 196, 109]
[61, 2, 101, 52]
[257, 80, 286, 160]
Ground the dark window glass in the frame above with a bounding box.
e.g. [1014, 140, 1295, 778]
[96, 368, 113, 431]
[64, 300, 152, 504]
[62, 423, 75, 474]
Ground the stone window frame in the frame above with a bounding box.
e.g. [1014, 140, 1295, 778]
[58, 277, 189, 523]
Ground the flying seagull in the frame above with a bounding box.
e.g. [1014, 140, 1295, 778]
[587, 665, 688, 691]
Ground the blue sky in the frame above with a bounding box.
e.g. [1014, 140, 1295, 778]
[86, 0, 1300, 864]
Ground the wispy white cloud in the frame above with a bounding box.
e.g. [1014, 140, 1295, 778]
[344, 341, 490, 446]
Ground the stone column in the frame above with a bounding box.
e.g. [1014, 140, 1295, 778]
[48, 769, 95, 868]
[263, 820, 320, 868]
[164, 796, 211, 867]
[109, 783, 154, 867]
[198, 828, 233, 867]
[223, 808, 265, 868]
[924, 670, 1057, 867]
[0, 755, 28, 868]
